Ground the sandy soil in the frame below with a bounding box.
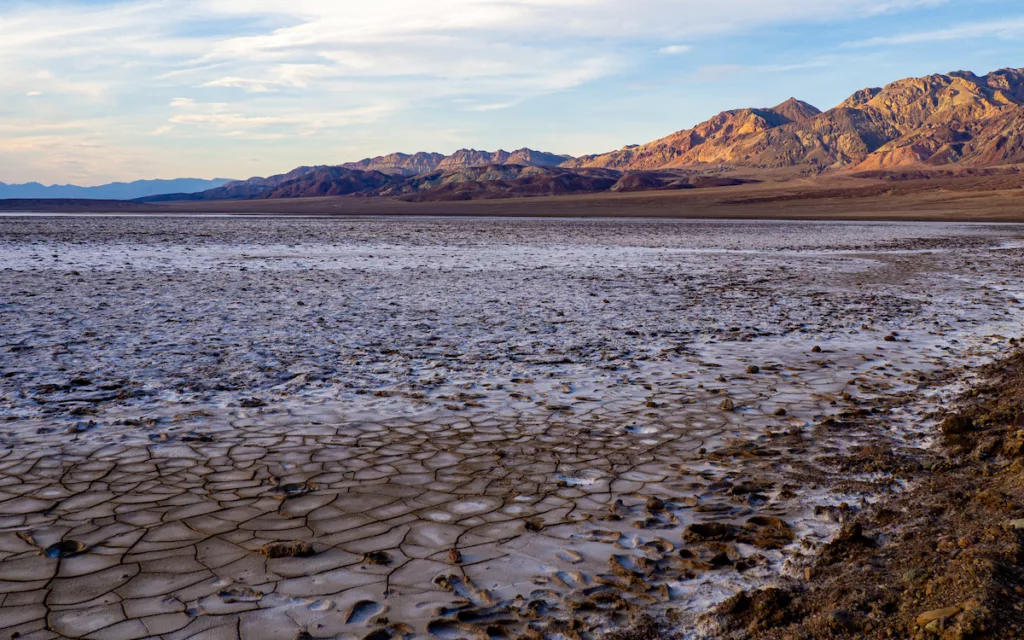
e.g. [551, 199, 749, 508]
[0, 217, 1022, 639]
[139, 186, 1024, 222]
[5, 171, 1024, 222]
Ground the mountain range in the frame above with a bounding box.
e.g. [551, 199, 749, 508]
[567, 68, 1024, 172]
[18, 66, 1024, 204]
[146, 66, 1024, 203]
[0, 178, 233, 201]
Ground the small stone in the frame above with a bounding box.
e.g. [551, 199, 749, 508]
[260, 541, 315, 559]
[362, 551, 392, 566]
[916, 604, 962, 628]
[811, 345, 822, 353]
[719, 398, 735, 411]
[273, 480, 318, 499]
[883, 334, 897, 342]
[219, 585, 262, 603]
[835, 522, 871, 546]
[940, 415, 974, 435]
[557, 549, 584, 564]
[745, 365, 760, 374]
[448, 549, 462, 564]
[774, 408, 787, 417]
[957, 535, 975, 549]
[43, 540, 85, 558]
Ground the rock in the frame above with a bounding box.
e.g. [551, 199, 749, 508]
[710, 551, 733, 567]
[811, 346, 822, 353]
[43, 540, 85, 558]
[835, 522, 871, 545]
[260, 541, 315, 558]
[646, 497, 666, 512]
[719, 398, 735, 411]
[940, 414, 974, 435]
[684, 522, 736, 543]
[557, 549, 584, 564]
[273, 480, 318, 499]
[916, 604, 962, 628]
[219, 585, 263, 603]
[610, 499, 630, 517]
[746, 365, 760, 374]
[362, 551, 392, 565]
[773, 408, 787, 417]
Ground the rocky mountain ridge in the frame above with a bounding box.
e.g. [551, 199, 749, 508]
[138, 66, 1024, 203]
[571, 68, 1024, 172]
[340, 148, 572, 176]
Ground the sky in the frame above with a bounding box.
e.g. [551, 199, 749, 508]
[0, 0, 1021, 186]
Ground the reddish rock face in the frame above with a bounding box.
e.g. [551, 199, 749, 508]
[148, 66, 1024, 204]
[570, 67, 1024, 173]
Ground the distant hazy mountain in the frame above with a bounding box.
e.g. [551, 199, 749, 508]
[0, 178, 234, 200]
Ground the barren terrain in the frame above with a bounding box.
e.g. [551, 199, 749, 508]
[0, 217, 1022, 639]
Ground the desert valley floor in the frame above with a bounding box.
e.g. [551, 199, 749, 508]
[0, 216, 1023, 639]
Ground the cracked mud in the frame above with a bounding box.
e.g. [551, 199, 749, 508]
[0, 216, 1022, 639]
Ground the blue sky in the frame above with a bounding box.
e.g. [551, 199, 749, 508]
[0, 0, 1021, 185]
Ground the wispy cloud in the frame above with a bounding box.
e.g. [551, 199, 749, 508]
[0, 0, 964, 183]
[464, 102, 518, 112]
[687, 58, 836, 82]
[844, 16, 1024, 48]
[167, 98, 394, 135]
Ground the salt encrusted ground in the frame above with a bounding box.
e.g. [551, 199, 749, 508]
[0, 216, 1022, 640]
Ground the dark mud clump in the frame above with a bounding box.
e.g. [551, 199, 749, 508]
[260, 541, 315, 559]
[704, 349, 1024, 639]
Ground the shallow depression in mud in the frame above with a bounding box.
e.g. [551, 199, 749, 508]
[0, 216, 1023, 639]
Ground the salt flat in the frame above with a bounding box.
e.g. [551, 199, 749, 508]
[0, 216, 1022, 639]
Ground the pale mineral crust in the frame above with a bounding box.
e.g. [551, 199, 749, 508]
[0, 216, 1021, 639]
